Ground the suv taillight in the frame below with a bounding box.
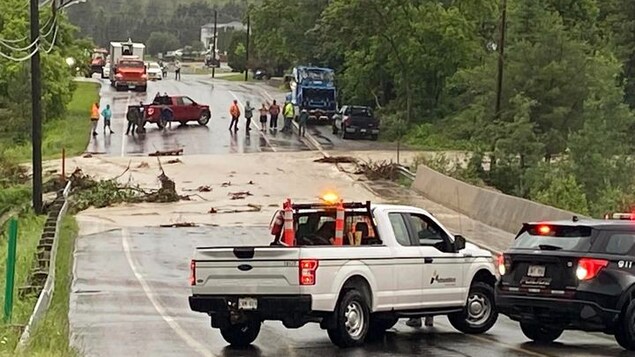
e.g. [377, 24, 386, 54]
[576, 258, 608, 280]
[189, 260, 196, 286]
[299, 259, 319, 285]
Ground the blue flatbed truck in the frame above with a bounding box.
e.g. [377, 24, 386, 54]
[289, 66, 337, 123]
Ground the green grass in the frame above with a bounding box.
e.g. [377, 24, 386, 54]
[221, 72, 252, 82]
[12, 216, 80, 357]
[3, 82, 100, 162]
[0, 213, 45, 353]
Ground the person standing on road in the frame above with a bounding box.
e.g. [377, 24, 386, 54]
[126, 103, 141, 135]
[229, 99, 240, 131]
[259, 103, 269, 132]
[175, 60, 181, 80]
[282, 98, 295, 133]
[298, 108, 308, 137]
[268, 100, 280, 130]
[101, 104, 114, 134]
[244, 100, 254, 131]
[90, 102, 99, 137]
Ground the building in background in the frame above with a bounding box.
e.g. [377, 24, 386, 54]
[200, 21, 246, 50]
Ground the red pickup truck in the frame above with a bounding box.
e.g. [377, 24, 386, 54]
[142, 95, 211, 128]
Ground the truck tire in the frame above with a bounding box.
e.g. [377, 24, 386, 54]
[220, 321, 261, 347]
[327, 289, 369, 348]
[447, 282, 498, 334]
[198, 110, 211, 126]
[519, 321, 563, 343]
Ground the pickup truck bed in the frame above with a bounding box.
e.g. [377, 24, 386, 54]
[189, 202, 498, 348]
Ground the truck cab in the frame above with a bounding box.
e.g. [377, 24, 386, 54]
[290, 66, 337, 123]
[189, 197, 498, 348]
[109, 39, 146, 91]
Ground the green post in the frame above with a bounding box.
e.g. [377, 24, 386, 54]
[4, 218, 18, 323]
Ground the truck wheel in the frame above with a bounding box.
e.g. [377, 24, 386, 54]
[366, 316, 398, 340]
[614, 299, 635, 350]
[198, 110, 211, 126]
[327, 289, 369, 348]
[220, 321, 261, 347]
[448, 282, 498, 334]
[519, 321, 563, 343]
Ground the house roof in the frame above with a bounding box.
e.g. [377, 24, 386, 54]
[201, 21, 245, 30]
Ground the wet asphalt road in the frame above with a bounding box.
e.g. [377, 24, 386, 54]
[70, 227, 628, 357]
[71, 76, 631, 356]
[88, 75, 399, 156]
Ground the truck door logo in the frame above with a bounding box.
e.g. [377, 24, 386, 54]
[430, 270, 456, 284]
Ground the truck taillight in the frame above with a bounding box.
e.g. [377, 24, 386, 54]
[189, 260, 196, 286]
[299, 259, 318, 285]
[576, 258, 608, 280]
[147, 108, 154, 115]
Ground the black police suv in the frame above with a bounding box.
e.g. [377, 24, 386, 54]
[495, 216, 635, 350]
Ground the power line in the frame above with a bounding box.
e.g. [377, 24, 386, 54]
[0, 16, 54, 49]
[0, 44, 39, 62]
[41, 21, 59, 54]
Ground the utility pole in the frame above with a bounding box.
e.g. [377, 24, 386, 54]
[30, 0, 44, 214]
[211, 10, 217, 78]
[494, 0, 507, 119]
[244, 11, 250, 82]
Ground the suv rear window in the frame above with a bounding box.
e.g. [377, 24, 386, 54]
[512, 224, 593, 252]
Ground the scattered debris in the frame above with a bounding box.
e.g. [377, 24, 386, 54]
[68, 158, 192, 212]
[355, 160, 401, 181]
[160, 222, 196, 228]
[149, 148, 183, 156]
[314, 156, 358, 164]
[208, 204, 262, 214]
[229, 191, 253, 200]
[136, 162, 150, 169]
[221, 181, 231, 187]
[183, 185, 212, 193]
[166, 158, 182, 164]
[83, 154, 93, 158]
[248, 180, 255, 185]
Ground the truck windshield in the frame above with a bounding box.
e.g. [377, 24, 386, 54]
[300, 68, 334, 84]
[119, 60, 144, 68]
[350, 107, 373, 117]
[512, 225, 593, 252]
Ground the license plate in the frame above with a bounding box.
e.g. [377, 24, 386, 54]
[238, 298, 257, 310]
[527, 265, 545, 277]
[128, 85, 135, 89]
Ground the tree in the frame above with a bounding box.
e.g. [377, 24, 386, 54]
[147, 32, 180, 56]
[227, 31, 247, 72]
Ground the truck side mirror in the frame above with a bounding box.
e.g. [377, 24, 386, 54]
[454, 235, 466, 251]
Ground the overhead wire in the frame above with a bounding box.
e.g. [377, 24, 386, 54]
[0, 0, 75, 61]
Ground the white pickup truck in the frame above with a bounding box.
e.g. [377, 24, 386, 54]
[188, 200, 498, 348]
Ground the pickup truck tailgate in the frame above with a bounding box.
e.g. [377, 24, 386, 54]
[192, 247, 301, 295]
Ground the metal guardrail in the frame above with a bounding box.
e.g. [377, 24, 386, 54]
[15, 180, 71, 351]
[396, 165, 416, 181]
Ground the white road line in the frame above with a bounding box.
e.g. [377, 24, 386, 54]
[228, 90, 277, 152]
[121, 95, 132, 157]
[121, 229, 217, 357]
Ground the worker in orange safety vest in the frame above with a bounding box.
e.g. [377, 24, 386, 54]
[229, 99, 241, 131]
[90, 102, 99, 137]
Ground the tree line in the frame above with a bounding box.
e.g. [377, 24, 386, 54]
[0, 1, 91, 147]
[244, 0, 635, 217]
[66, 0, 248, 55]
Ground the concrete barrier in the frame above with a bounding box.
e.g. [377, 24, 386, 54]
[412, 165, 585, 234]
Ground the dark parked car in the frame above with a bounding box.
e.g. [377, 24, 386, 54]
[496, 215, 635, 350]
[332, 105, 379, 140]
